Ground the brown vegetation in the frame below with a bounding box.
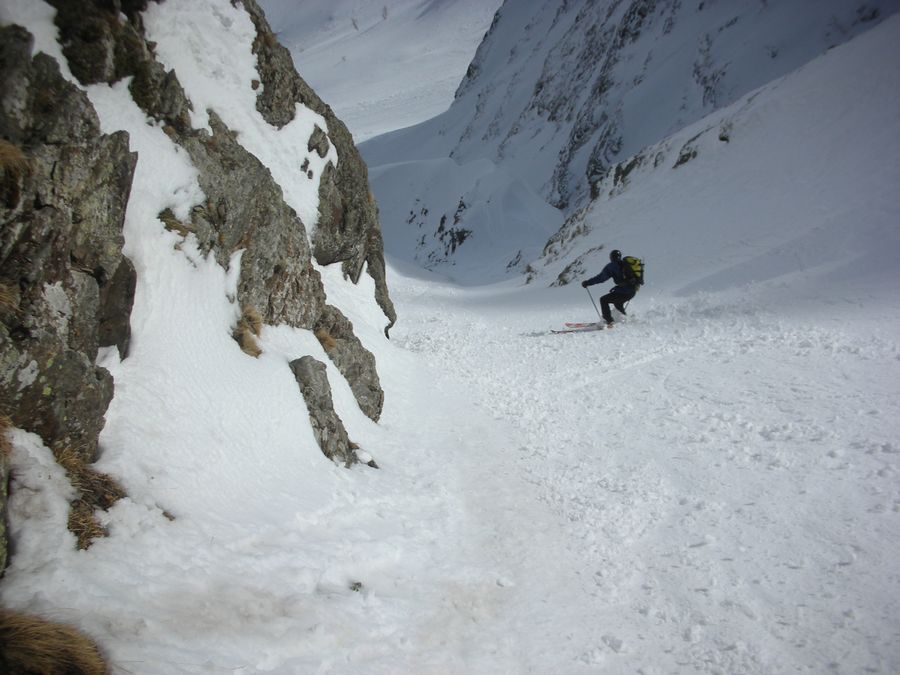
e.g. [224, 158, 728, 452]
[158, 207, 193, 237]
[0, 283, 16, 314]
[0, 609, 108, 674]
[233, 304, 263, 357]
[54, 447, 125, 511]
[0, 139, 29, 176]
[53, 446, 125, 550]
[315, 328, 337, 352]
[0, 139, 31, 209]
[67, 500, 108, 551]
[0, 414, 11, 461]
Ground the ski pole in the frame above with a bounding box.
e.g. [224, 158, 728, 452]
[585, 287, 603, 322]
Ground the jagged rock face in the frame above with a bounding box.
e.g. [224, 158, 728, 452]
[48, 0, 151, 85]
[0, 24, 137, 566]
[177, 109, 330, 330]
[0, 26, 136, 460]
[0, 0, 396, 566]
[289, 356, 355, 466]
[45, 0, 392, 422]
[241, 0, 397, 337]
[314, 305, 383, 421]
[118, 0, 391, 422]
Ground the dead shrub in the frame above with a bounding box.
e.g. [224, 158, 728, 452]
[241, 304, 263, 335]
[158, 207, 193, 237]
[233, 304, 263, 357]
[235, 328, 262, 357]
[0, 283, 14, 313]
[54, 447, 125, 511]
[53, 446, 125, 549]
[315, 328, 337, 351]
[67, 500, 107, 551]
[0, 139, 30, 176]
[0, 413, 11, 461]
[0, 608, 108, 674]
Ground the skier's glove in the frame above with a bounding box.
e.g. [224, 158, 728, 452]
[581, 280, 589, 288]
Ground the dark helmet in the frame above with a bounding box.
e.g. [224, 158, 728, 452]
[609, 249, 622, 262]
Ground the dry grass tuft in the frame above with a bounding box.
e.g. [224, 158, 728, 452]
[53, 446, 126, 549]
[233, 304, 263, 358]
[0, 413, 11, 461]
[158, 207, 193, 237]
[67, 500, 108, 551]
[0, 139, 32, 209]
[315, 328, 337, 352]
[54, 447, 126, 511]
[0, 608, 108, 674]
[0, 139, 30, 176]
[241, 304, 263, 335]
[235, 329, 262, 358]
[0, 282, 20, 314]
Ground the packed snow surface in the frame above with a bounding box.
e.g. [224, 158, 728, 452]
[0, 2, 899, 674]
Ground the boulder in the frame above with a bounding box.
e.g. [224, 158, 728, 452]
[289, 356, 357, 466]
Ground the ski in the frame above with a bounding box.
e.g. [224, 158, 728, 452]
[564, 321, 603, 329]
[551, 324, 607, 334]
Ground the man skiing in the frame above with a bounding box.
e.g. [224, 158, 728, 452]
[581, 249, 639, 327]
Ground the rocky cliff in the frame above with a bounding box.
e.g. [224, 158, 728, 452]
[0, 0, 395, 565]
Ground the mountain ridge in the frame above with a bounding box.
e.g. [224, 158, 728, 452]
[361, 0, 900, 282]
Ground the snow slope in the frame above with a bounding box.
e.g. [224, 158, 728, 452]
[361, 0, 900, 282]
[258, 0, 502, 142]
[1, 2, 899, 675]
[374, 15, 900, 671]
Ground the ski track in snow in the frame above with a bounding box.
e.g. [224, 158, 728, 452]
[388, 272, 900, 674]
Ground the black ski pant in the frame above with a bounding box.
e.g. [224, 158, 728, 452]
[600, 288, 635, 323]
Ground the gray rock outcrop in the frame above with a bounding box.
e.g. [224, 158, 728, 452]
[314, 305, 384, 421]
[0, 24, 137, 557]
[241, 0, 397, 338]
[0, 0, 395, 569]
[0, 24, 135, 462]
[289, 356, 355, 466]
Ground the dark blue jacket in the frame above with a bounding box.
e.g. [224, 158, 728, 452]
[583, 261, 635, 294]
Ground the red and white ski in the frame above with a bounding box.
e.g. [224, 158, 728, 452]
[551, 323, 608, 334]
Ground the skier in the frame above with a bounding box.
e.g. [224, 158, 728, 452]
[581, 249, 639, 326]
